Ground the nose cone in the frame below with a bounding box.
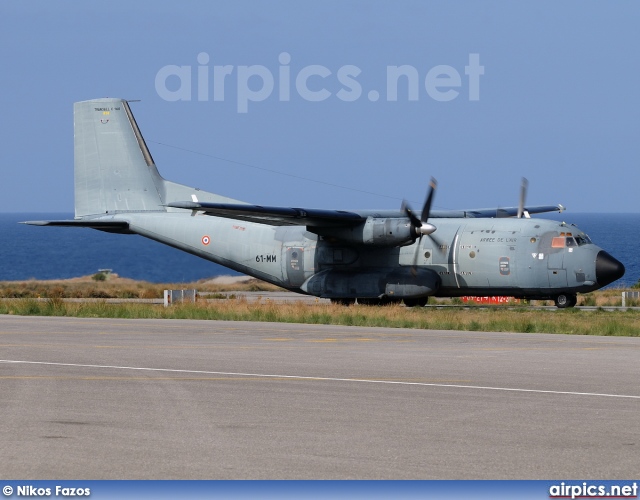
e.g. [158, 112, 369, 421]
[596, 251, 625, 287]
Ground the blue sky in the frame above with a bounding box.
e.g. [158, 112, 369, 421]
[1, 1, 638, 213]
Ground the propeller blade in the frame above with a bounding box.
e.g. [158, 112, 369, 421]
[402, 200, 422, 229]
[517, 177, 528, 219]
[427, 233, 447, 254]
[421, 177, 437, 223]
[403, 177, 438, 240]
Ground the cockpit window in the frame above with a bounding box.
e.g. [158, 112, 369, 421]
[575, 234, 592, 246]
[552, 235, 588, 248]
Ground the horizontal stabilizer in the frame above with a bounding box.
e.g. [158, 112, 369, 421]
[22, 220, 130, 232]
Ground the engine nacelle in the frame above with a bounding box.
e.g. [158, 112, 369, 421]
[311, 217, 414, 246]
[301, 267, 441, 299]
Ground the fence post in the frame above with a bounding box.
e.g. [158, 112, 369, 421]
[164, 289, 197, 307]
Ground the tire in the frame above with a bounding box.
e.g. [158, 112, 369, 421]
[555, 293, 577, 309]
[404, 297, 429, 307]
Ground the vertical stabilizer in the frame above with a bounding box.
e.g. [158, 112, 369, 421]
[74, 98, 165, 218]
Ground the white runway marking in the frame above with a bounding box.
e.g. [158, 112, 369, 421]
[2, 359, 639, 400]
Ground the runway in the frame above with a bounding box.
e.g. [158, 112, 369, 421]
[1, 315, 639, 479]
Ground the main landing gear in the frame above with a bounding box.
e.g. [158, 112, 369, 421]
[554, 293, 577, 309]
[403, 297, 429, 307]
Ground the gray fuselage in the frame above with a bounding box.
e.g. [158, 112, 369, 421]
[120, 212, 613, 301]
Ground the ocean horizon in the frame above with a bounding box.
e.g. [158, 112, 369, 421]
[1, 212, 638, 287]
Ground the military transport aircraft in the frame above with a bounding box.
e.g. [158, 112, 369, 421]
[25, 98, 625, 308]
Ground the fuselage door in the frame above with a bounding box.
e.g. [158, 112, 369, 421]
[547, 236, 568, 287]
[284, 247, 306, 287]
[547, 236, 565, 270]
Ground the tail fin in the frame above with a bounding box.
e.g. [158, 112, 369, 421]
[74, 98, 165, 218]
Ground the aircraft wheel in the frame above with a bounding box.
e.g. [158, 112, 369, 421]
[404, 297, 429, 307]
[331, 298, 355, 306]
[555, 293, 577, 309]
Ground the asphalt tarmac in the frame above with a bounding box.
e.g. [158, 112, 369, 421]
[1, 315, 639, 479]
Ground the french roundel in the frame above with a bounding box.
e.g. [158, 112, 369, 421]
[201, 235, 211, 246]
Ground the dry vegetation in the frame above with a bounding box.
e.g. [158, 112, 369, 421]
[0, 274, 634, 306]
[1, 275, 640, 336]
[0, 274, 282, 299]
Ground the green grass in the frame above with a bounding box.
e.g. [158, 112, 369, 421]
[2, 299, 640, 337]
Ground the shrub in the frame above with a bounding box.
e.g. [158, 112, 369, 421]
[580, 294, 597, 306]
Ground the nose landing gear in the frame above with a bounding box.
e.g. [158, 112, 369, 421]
[554, 293, 577, 308]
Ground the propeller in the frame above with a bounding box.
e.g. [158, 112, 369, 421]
[402, 177, 438, 239]
[517, 177, 529, 219]
[402, 178, 444, 274]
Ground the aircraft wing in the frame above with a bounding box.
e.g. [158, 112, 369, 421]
[23, 201, 563, 233]
[166, 202, 365, 227]
[167, 201, 565, 226]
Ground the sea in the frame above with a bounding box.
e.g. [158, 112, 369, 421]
[1, 212, 639, 287]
